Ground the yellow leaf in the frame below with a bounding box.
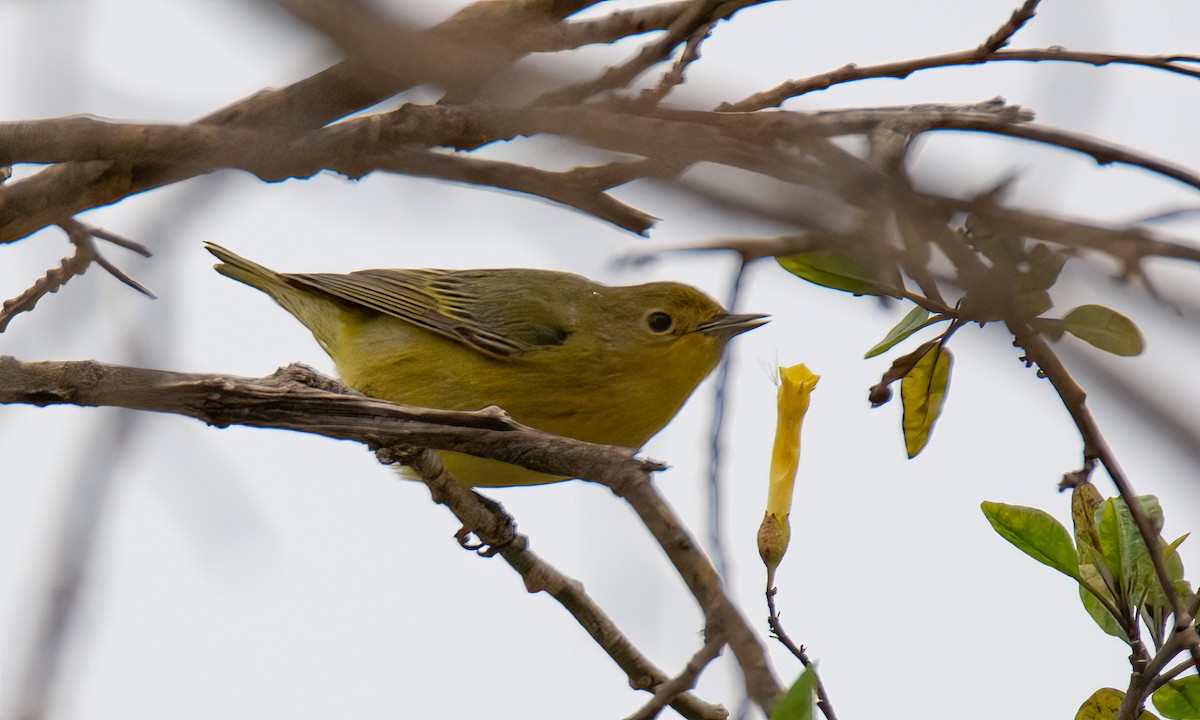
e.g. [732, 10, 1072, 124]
[1075, 687, 1159, 719]
[900, 342, 952, 458]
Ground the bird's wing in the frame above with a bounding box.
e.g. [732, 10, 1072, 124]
[284, 268, 575, 358]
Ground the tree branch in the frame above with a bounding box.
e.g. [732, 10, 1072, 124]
[1006, 324, 1200, 718]
[722, 48, 1200, 112]
[397, 449, 727, 720]
[625, 629, 726, 720]
[0, 357, 784, 713]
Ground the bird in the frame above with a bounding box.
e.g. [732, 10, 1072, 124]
[205, 242, 766, 486]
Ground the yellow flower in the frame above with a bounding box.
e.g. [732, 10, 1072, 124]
[758, 363, 820, 587]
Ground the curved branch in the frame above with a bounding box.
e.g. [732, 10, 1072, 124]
[0, 357, 783, 713]
[722, 47, 1200, 112]
[399, 449, 727, 720]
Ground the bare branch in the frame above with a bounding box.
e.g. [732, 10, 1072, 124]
[637, 12, 720, 106]
[766, 587, 837, 720]
[0, 357, 784, 712]
[523, 1, 695, 53]
[722, 47, 1200, 112]
[0, 221, 153, 333]
[625, 629, 726, 720]
[537, 0, 777, 105]
[399, 449, 727, 720]
[978, 0, 1041, 54]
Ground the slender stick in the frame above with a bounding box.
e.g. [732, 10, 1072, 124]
[765, 588, 838, 720]
[625, 631, 728, 720]
[400, 449, 726, 720]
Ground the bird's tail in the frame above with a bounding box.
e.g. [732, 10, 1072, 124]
[204, 241, 344, 356]
[205, 241, 286, 296]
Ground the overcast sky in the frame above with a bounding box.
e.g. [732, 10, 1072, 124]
[2, 1, 1200, 719]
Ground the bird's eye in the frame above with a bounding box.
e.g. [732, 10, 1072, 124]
[646, 311, 674, 333]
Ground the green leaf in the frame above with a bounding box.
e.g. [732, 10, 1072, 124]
[770, 665, 817, 720]
[981, 501, 1080, 579]
[1097, 497, 1168, 607]
[777, 251, 903, 298]
[1061, 304, 1145, 356]
[1153, 677, 1200, 719]
[900, 342, 952, 458]
[1077, 687, 1160, 719]
[1078, 565, 1127, 641]
[865, 306, 940, 358]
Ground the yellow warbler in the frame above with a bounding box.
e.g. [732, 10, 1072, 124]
[205, 243, 766, 486]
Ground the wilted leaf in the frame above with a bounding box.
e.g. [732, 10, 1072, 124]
[865, 306, 938, 358]
[1154, 677, 1200, 719]
[981, 501, 1080, 579]
[770, 665, 817, 720]
[1072, 482, 1106, 569]
[900, 341, 952, 457]
[1061, 304, 1145, 356]
[1077, 688, 1160, 719]
[778, 251, 903, 298]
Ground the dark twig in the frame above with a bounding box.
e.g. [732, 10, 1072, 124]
[765, 587, 837, 720]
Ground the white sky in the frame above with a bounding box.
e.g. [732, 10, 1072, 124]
[2, 1, 1200, 718]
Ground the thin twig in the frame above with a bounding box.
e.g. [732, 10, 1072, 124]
[706, 260, 749, 580]
[978, 0, 1041, 54]
[0, 233, 94, 332]
[0, 220, 153, 333]
[1149, 657, 1198, 694]
[721, 46, 1200, 112]
[765, 587, 837, 720]
[398, 448, 726, 720]
[537, 0, 775, 105]
[625, 630, 728, 720]
[638, 13, 719, 106]
[606, 473, 783, 712]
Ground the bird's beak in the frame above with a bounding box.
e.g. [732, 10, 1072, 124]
[696, 312, 770, 339]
